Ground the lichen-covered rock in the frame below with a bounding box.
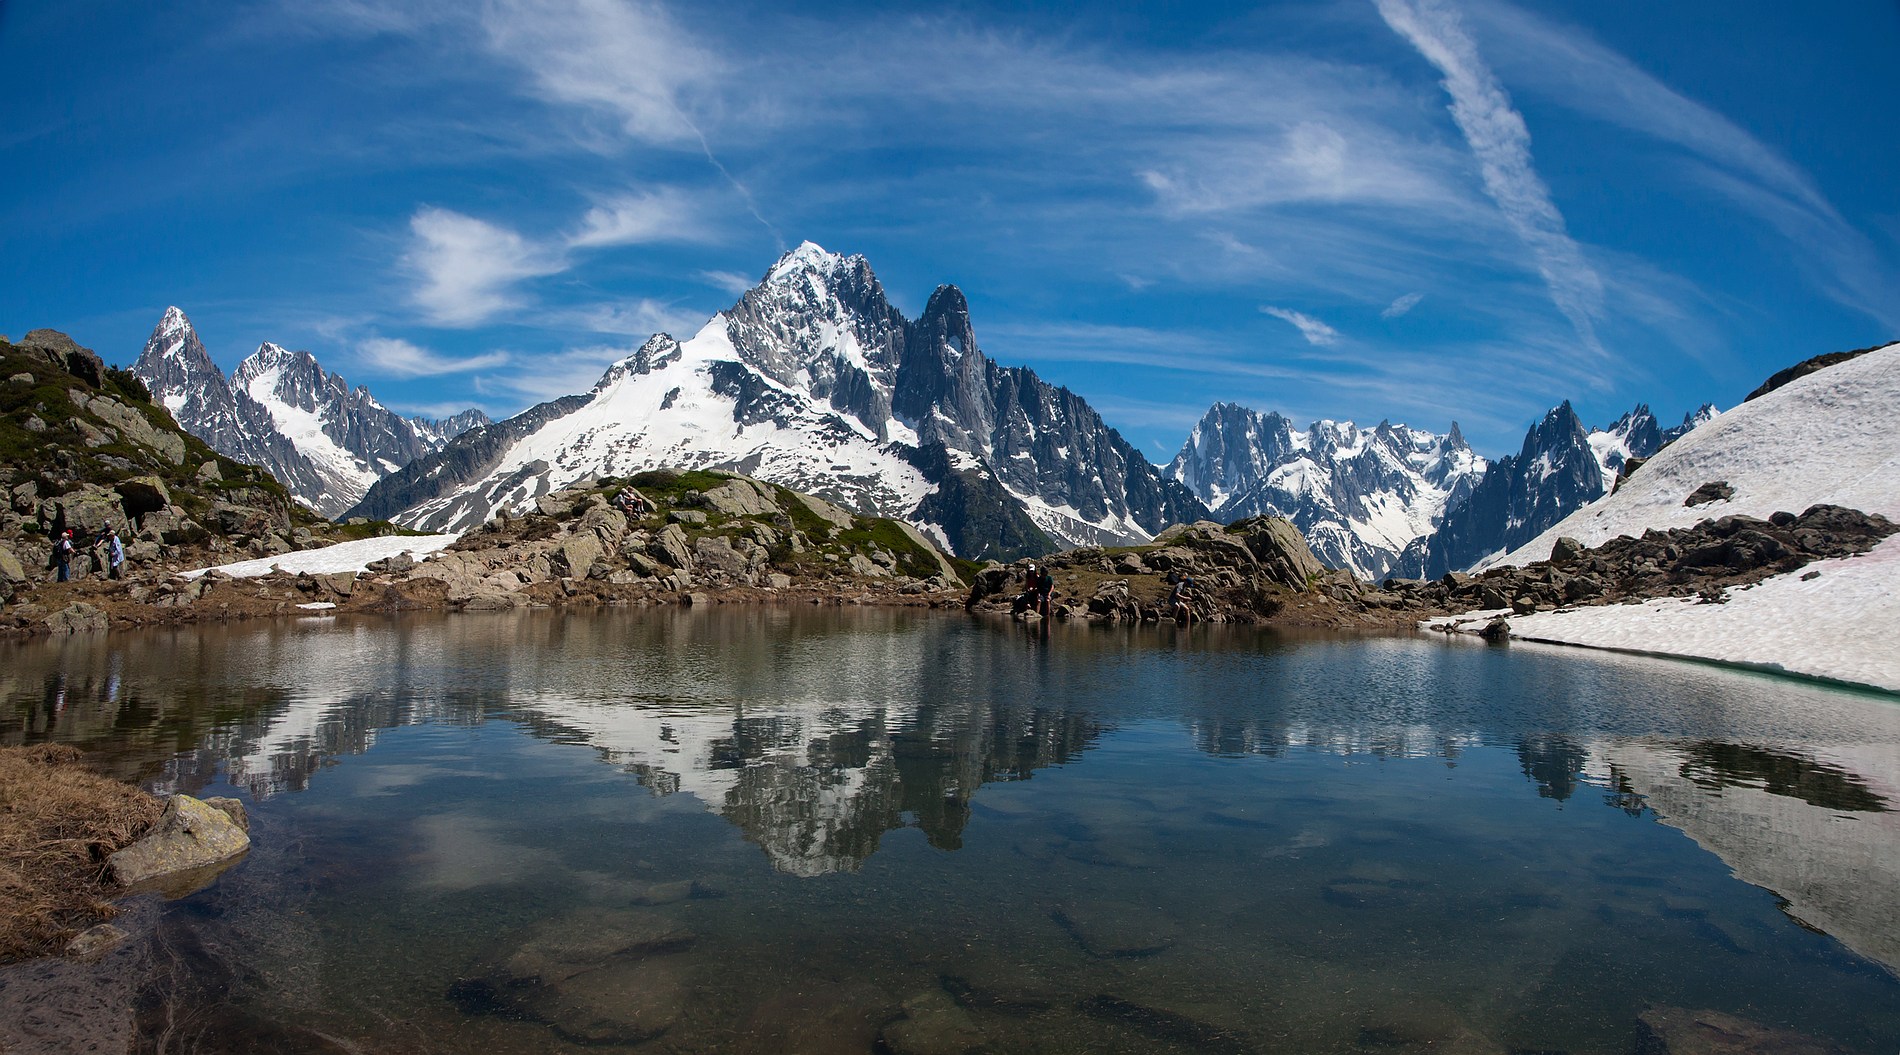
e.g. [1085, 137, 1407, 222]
[693, 535, 752, 577]
[107, 794, 250, 891]
[789, 490, 856, 531]
[700, 478, 777, 517]
[45, 603, 108, 634]
[649, 523, 695, 571]
[1232, 516, 1326, 589]
[554, 534, 603, 579]
[0, 544, 26, 584]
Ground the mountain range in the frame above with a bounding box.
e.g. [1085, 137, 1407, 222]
[1161, 399, 1713, 580]
[346, 244, 1205, 559]
[132, 244, 1719, 572]
[132, 307, 488, 518]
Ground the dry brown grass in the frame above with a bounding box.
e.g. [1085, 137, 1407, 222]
[0, 744, 162, 962]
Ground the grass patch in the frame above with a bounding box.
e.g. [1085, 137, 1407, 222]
[835, 517, 946, 580]
[0, 745, 161, 963]
[626, 468, 734, 504]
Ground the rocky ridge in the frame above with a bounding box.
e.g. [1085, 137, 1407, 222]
[0, 329, 324, 613]
[1404, 503, 1896, 635]
[1, 469, 973, 636]
[964, 515, 1422, 630]
[132, 307, 487, 518]
[1166, 403, 1484, 580]
[1394, 401, 1713, 580]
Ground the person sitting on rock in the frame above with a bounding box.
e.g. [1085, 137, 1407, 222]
[1014, 563, 1040, 615]
[1035, 565, 1056, 619]
[1170, 575, 1194, 624]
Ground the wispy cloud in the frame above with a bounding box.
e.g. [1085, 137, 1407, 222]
[487, 344, 637, 403]
[1382, 292, 1425, 318]
[401, 188, 719, 328]
[1472, 0, 1900, 333]
[357, 335, 511, 377]
[403, 207, 564, 326]
[566, 188, 707, 249]
[477, 0, 780, 243]
[697, 269, 755, 297]
[1260, 305, 1342, 346]
[477, 0, 717, 146]
[558, 299, 710, 338]
[1374, 0, 1605, 357]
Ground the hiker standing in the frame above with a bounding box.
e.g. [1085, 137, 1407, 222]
[52, 529, 75, 582]
[105, 528, 125, 580]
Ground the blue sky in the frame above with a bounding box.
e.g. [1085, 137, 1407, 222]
[3, 0, 1896, 462]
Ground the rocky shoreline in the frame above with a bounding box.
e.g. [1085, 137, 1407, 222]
[0, 470, 975, 638]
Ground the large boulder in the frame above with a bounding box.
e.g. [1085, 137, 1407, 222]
[114, 476, 173, 521]
[0, 544, 26, 584]
[44, 603, 108, 634]
[648, 523, 695, 571]
[107, 794, 250, 894]
[693, 536, 753, 577]
[555, 534, 604, 579]
[700, 478, 778, 518]
[50, 486, 123, 535]
[1231, 516, 1326, 589]
[85, 397, 185, 464]
[788, 490, 856, 532]
[18, 329, 106, 388]
[575, 504, 629, 541]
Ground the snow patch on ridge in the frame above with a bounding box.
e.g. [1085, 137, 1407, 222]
[1457, 343, 1900, 692]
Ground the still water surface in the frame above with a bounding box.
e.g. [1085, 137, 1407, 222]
[3, 608, 1899, 1053]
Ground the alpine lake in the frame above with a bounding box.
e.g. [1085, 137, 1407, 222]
[2, 607, 1898, 1054]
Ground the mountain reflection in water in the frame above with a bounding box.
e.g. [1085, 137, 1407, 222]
[3, 608, 1900, 1053]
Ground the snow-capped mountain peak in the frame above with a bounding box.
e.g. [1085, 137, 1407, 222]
[1167, 404, 1484, 579]
[349, 246, 1205, 558]
[134, 313, 488, 517]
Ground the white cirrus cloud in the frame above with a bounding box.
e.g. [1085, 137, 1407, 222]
[567, 188, 707, 249]
[1374, 0, 1605, 357]
[477, 0, 717, 146]
[357, 335, 511, 377]
[403, 207, 565, 326]
[559, 299, 712, 338]
[697, 269, 755, 297]
[1471, 0, 1900, 333]
[1260, 305, 1342, 346]
[1382, 292, 1426, 318]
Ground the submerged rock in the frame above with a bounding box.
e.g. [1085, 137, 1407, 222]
[1052, 901, 1178, 959]
[457, 908, 697, 1045]
[63, 923, 129, 961]
[1635, 1006, 1844, 1054]
[879, 989, 987, 1055]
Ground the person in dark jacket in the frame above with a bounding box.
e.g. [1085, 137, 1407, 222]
[1170, 575, 1194, 624]
[52, 529, 75, 582]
